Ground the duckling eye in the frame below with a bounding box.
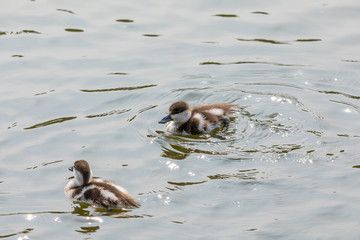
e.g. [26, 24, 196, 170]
[173, 108, 184, 114]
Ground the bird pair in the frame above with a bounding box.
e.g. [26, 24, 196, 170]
[65, 101, 237, 210]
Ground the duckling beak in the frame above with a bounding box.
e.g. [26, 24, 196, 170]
[68, 166, 73, 172]
[158, 114, 172, 124]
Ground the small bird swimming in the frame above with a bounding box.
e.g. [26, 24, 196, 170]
[65, 160, 139, 209]
[158, 101, 236, 135]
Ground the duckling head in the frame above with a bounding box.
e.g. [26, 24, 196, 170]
[69, 160, 93, 187]
[159, 101, 191, 124]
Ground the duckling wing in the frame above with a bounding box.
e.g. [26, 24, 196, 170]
[193, 103, 236, 117]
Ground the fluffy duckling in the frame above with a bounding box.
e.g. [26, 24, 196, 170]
[159, 101, 236, 135]
[65, 160, 139, 209]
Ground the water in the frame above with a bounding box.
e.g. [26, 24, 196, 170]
[1, 0, 360, 239]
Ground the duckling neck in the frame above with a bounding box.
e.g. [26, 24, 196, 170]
[166, 121, 187, 133]
[74, 170, 92, 186]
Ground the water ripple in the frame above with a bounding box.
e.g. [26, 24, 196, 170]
[320, 90, 360, 100]
[237, 38, 321, 44]
[85, 109, 131, 119]
[56, 9, 75, 14]
[64, 28, 84, 33]
[208, 169, 259, 180]
[76, 226, 100, 234]
[0, 30, 41, 36]
[237, 38, 289, 44]
[116, 19, 134, 23]
[107, 72, 129, 75]
[142, 34, 161, 37]
[295, 38, 322, 42]
[200, 61, 306, 67]
[25, 160, 63, 170]
[80, 84, 157, 93]
[251, 11, 269, 15]
[167, 180, 207, 186]
[0, 228, 33, 238]
[24, 116, 77, 130]
[213, 14, 238, 18]
[71, 203, 143, 218]
[0, 211, 68, 217]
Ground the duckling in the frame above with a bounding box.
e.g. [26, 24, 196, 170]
[159, 101, 236, 135]
[65, 160, 139, 209]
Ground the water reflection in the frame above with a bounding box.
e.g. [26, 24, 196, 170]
[171, 220, 186, 224]
[156, 194, 171, 205]
[34, 89, 55, 96]
[155, 132, 237, 160]
[320, 90, 360, 100]
[71, 202, 143, 219]
[165, 160, 179, 171]
[25, 214, 37, 221]
[25, 160, 63, 170]
[160, 143, 230, 160]
[171, 87, 211, 92]
[213, 14, 238, 17]
[251, 11, 269, 15]
[24, 116, 77, 130]
[208, 169, 259, 180]
[0, 211, 69, 217]
[128, 105, 157, 122]
[161, 146, 188, 160]
[168, 180, 207, 186]
[202, 41, 219, 44]
[85, 109, 130, 119]
[342, 59, 360, 63]
[76, 225, 100, 234]
[237, 38, 322, 44]
[295, 38, 322, 42]
[71, 206, 103, 235]
[0, 30, 41, 36]
[142, 34, 161, 37]
[107, 72, 129, 75]
[80, 84, 157, 92]
[0, 228, 33, 239]
[56, 9, 75, 14]
[116, 19, 134, 23]
[237, 38, 288, 44]
[23, 107, 134, 130]
[17, 236, 30, 240]
[64, 28, 84, 32]
[199, 61, 305, 67]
